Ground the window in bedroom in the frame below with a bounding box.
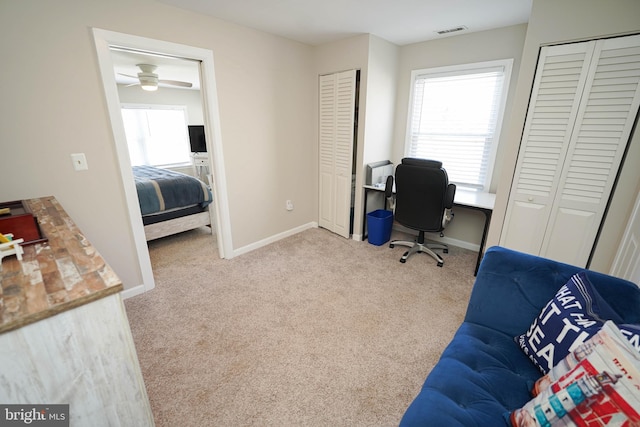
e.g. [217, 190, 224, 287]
[121, 104, 191, 167]
[405, 59, 513, 191]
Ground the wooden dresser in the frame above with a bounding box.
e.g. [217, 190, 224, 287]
[0, 196, 154, 425]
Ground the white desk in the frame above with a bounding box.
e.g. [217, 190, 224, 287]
[363, 185, 496, 275]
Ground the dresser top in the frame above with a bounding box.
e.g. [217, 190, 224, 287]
[0, 197, 123, 334]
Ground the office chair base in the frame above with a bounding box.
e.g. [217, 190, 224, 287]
[389, 239, 448, 267]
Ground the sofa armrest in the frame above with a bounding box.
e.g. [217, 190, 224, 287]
[464, 246, 640, 338]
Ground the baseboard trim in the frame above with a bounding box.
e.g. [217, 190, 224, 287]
[436, 235, 480, 252]
[121, 284, 147, 300]
[233, 222, 319, 257]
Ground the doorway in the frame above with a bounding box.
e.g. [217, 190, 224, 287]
[92, 28, 233, 297]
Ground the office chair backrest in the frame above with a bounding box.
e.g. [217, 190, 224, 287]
[393, 158, 455, 232]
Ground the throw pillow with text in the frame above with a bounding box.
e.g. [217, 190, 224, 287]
[515, 272, 622, 374]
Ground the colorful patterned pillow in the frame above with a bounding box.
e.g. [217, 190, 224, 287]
[510, 321, 640, 427]
[515, 272, 623, 374]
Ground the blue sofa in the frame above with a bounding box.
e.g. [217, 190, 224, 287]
[400, 246, 640, 426]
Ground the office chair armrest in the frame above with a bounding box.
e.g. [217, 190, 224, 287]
[385, 175, 394, 198]
[444, 183, 456, 209]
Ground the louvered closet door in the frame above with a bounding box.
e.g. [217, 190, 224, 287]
[542, 35, 640, 265]
[501, 42, 594, 255]
[318, 70, 356, 238]
[502, 34, 640, 266]
[319, 74, 336, 231]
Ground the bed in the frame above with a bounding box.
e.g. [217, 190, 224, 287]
[132, 165, 213, 241]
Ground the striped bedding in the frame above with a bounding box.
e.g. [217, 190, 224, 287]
[132, 165, 213, 216]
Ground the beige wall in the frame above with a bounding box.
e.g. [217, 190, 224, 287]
[0, 0, 315, 289]
[357, 36, 400, 239]
[2, 0, 638, 290]
[489, 0, 640, 273]
[392, 24, 528, 247]
[362, 36, 399, 168]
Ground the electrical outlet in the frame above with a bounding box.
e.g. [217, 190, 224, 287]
[286, 200, 294, 211]
[71, 153, 88, 171]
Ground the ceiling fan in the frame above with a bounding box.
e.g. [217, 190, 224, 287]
[119, 64, 193, 91]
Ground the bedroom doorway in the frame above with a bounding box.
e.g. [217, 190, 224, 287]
[93, 28, 233, 298]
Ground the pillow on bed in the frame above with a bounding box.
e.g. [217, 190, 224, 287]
[515, 271, 623, 374]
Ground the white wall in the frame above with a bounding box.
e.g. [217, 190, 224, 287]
[118, 85, 204, 125]
[0, 0, 315, 289]
[393, 24, 528, 247]
[354, 36, 400, 240]
[362, 36, 399, 167]
[489, 0, 640, 273]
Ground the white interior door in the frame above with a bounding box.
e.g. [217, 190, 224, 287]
[611, 191, 640, 285]
[318, 70, 356, 238]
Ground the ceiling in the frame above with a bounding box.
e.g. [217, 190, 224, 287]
[112, 0, 532, 91]
[158, 0, 532, 46]
[111, 48, 202, 91]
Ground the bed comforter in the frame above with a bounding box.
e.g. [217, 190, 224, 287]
[132, 165, 213, 216]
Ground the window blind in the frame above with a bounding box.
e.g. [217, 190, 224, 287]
[121, 105, 191, 168]
[407, 61, 511, 190]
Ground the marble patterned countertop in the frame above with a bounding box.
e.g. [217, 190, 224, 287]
[0, 196, 123, 334]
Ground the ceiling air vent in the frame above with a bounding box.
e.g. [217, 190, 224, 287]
[436, 26, 468, 35]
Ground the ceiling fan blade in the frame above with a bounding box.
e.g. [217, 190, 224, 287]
[118, 72, 139, 79]
[158, 79, 193, 88]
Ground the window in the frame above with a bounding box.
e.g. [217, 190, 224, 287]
[406, 59, 513, 191]
[121, 105, 191, 167]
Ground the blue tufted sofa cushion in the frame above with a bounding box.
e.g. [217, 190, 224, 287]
[400, 246, 640, 427]
[401, 322, 542, 426]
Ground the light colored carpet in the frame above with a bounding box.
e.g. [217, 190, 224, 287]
[124, 227, 477, 426]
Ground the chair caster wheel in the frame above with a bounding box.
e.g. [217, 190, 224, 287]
[437, 262, 443, 267]
[389, 243, 395, 248]
[443, 249, 449, 254]
[400, 259, 406, 263]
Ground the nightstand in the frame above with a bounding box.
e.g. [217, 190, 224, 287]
[191, 152, 210, 183]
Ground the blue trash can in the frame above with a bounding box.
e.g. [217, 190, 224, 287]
[367, 209, 393, 246]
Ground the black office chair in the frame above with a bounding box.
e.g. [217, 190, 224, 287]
[385, 158, 456, 266]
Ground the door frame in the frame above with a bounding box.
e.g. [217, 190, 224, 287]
[92, 28, 234, 297]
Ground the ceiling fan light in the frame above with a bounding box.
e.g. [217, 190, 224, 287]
[141, 83, 158, 91]
[138, 75, 158, 91]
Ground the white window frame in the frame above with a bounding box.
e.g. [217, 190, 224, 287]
[121, 103, 191, 168]
[405, 59, 513, 192]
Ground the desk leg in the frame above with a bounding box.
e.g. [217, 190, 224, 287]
[475, 209, 492, 276]
[363, 189, 369, 239]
